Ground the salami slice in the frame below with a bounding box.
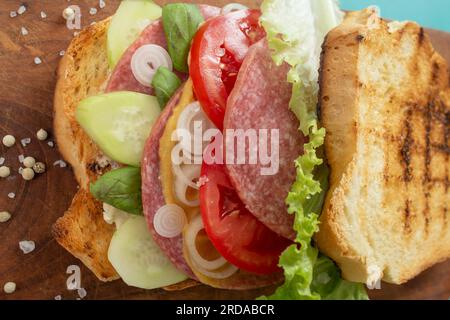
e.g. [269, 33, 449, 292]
[141, 87, 195, 278]
[223, 39, 305, 240]
[106, 5, 220, 94]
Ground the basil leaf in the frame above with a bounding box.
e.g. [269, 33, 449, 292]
[162, 3, 204, 72]
[152, 66, 182, 108]
[90, 167, 143, 215]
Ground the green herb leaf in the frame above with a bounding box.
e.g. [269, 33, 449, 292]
[162, 3, 204, 72]
[152, 66, 182, 108]
[90, 167, 143, 215]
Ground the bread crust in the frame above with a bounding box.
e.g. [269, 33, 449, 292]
[317, 9, 450, 284]
[54, 18, 113, 189]
[53, 189, 119, 281]
[53, 19, 119, 281]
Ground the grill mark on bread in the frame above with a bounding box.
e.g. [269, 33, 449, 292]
[431, 61, 441, 83]
[432, 143, 450, 154]
[418, 27, 425, 45]
[429, 100, 449, 229]
[423, 102, 433, 233]
[403, 199, 412, 234]
[401, 107, 413, 182]
[444, 109, 449, 228]
[444, 120, 449, 219]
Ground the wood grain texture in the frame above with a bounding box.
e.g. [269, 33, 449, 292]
[0, 0, 448, 300]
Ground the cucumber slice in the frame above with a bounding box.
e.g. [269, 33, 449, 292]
[108, 216, 188, 289]
[107, 0, 162, 68]
[76, 91, 161, 166]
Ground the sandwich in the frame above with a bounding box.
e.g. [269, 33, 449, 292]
[53, 0, 449, 299]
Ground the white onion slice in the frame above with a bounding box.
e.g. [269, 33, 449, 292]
[193, 262, 239, 280]
[173, 163, 201, 190]
[176, 101, 215, 157]
[221, 3, 249, 14]
[185, 215, 228, 271]
[131, 44, 172, 87]
[153, 204, 187, 238]
[176, 101, 202, 156]
[174, 175, 200, 207]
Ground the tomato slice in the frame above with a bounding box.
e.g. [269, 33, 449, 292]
[199, 162, 291, 274]
[189, 9, 266, 130]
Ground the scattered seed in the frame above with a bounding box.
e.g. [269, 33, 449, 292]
[0, 166, 11, 178]
[21, 168, 35, 181]
[0, 211, 11, 223]
[99, 0, 106, 9]
[54, 295, 62, 300]
[47, 141, 55, 148]
[23, 157, 36, 168]
[18, 167, 23, 174]
[0, 157, 4, 166]
[18, 154, 24, 163]
[19, 240, 35, 254]
[8, 193, 15, 199]
[34, 57, 42, 65]
[89, 8, 98, 15]
[40, 11, 47, 19]
[3, 282, 16, 294]
[10, 11, 18, 18]
[21, 27, 29, 36]
[36, 129, 48, 141]
[2, 135, 16, 147]
[33, 162, 46, 174]
[62, 7, 75, 20]
[59, 50, 66, 57]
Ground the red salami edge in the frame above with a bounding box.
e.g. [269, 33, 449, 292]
[224, 39, 305, 240]
[141, 86, 196, 278]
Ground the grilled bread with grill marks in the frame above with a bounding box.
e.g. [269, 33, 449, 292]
[316, 9, 450, 285]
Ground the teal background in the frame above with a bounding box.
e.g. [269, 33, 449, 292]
[340, 0, 450, 32]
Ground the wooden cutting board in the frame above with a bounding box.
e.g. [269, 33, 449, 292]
[0, 0, 448, 300]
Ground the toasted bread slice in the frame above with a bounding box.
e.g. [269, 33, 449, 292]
[54, 18, 114, 189]
[53, 19, 119, 281]
[316, 9, 450, 285]
[53, 189, 119, 281]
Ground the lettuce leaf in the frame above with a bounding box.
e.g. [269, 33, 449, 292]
[313, 256, 368, 300]
[260, 0, 368, 300]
